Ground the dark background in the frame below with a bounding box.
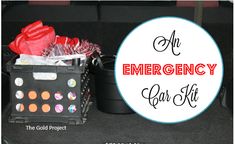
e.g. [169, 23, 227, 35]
[1, 1, 233, 144]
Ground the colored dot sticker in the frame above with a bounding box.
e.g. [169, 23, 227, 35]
[42, 104, 50, 113]
[16, 103, 24, 112]
[55, 104, 63, 113]
[68, 92, 77, 100]
[28, 91, 37, 100]
[15, 78, 23, 86]
[41, 91, 50, 100]
[68, 105, 77, 113]
[67, 79, 76, 87]
[15, 90, 24, 99]
[29, 104, 37, 112]
[54, 92, 63, 100]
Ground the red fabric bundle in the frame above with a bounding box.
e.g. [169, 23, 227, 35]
[8, 20, 55, 56]
[53, 35, 80, 48]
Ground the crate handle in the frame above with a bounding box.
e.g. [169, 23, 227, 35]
[33, 72, 57, 80]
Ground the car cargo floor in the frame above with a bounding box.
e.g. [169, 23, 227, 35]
[2, 99, 232, 144]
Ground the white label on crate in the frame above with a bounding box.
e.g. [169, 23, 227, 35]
[115, 17, 223, 123]
[33, 72, 57, 80]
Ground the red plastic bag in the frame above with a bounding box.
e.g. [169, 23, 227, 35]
[8, 20, 55, 56]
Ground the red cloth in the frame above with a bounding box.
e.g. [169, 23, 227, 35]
[8, 20, 55, 56]
[53, 35, 80, 48]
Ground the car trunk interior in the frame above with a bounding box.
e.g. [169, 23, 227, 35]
[1, 1, 233, 144]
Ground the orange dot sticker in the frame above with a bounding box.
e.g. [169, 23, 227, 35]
[29, 104, 37, 112]
[41, 91, 50, 100]
[28, 91, 37, 100]
[42, 104, 50, 113]
[16, 103, 24, 112]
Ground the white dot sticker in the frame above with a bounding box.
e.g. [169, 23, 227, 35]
[67, 79, 76, 88]
[68, 105, 77, 113]
[15, 90, 24, 99]
[54, 91, 63, 100]
[115, 17, 223, 123]
[15, 78, 23, 86]
[16, 103, 24, 112]
[68, 92, 77, 100]
[55, 104, 63, 113]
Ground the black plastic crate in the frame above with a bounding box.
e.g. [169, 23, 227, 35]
[6, 56, 91, 125]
